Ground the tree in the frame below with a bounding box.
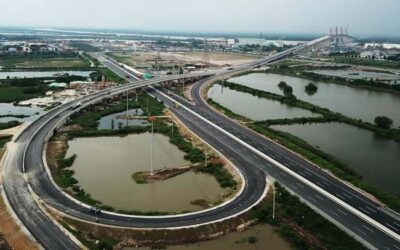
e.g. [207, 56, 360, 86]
[283, 85, 293, 96]
[374, 116, 393, 129]
[278, 81, 287, 89]
[305, 82, 318, 95]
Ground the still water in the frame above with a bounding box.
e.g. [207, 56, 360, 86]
[271, 122, 400, 195]
[207, 84, 319, 121]
[0, 71, 93, 79]
[65, 133, 225, 212]
[311, 69, 400, 82]
[229, 73, 400, 127]
[97, 109, 149, 130]
[129, 224, 291, 250]
[0, 103, 44, 123]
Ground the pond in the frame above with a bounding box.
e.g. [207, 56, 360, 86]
[97, 109, 149, 130]
[207, 83, 319, 121]
[311, 69, 400, 82]
[270, 122, 400, 196]
[228, 73, 400, 127]
[65, 133, 226, 212]
[0, 103, 44, 123]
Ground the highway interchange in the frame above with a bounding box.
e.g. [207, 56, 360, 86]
[1, 35, 400, 249]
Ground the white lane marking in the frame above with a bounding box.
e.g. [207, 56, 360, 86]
[297, 183, 305, 189]
[308, 196, 317, 203]
[355, 227, 367, 235]
[392, 221, 400, 227]
[386, 223, 399, 232]
[288, 183, 298, 190]
[364, 206, 377, 214]
[287, 161, 296, 167]
[321, 180, 331, 186]
[330, 210, 340, 218]
[358, 207, 370, 215]
[336, 193, 346, 200]
[362, 224, 375, 234]
[341, 192, 353, 199]
[336, 208, 348, 216]
[393, 244, 400, 250]
[279, 171, 287, 177]
[315, 194, 325, 201]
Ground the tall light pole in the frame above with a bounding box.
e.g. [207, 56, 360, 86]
[273, 185, 276, 220]
[148, 116, 156, 176]
[126, 91, 129, 126]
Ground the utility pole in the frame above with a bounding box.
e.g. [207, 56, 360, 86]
[148, 116, 156, 176]
[273, 185, 276, 220]
[171, 121, 174, 134]
[146, 98, 149, 114]
[204, 152, 207, 167]
[151, 119, 154, 176]
[126, 91, 129, 126]
[182, 73, 185, 94]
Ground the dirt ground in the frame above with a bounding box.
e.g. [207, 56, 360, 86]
[111, 51, 259, 69]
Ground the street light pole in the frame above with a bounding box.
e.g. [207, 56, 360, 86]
[273, 186, 276, 220]
[148, 116, 156, 176]
[126, 91, 129, 126]
[150, 119, 154, 176]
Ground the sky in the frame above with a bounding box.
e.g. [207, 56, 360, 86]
[0, 0, 399, 37]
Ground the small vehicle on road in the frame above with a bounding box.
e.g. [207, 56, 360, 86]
[71, 102, 82, 110]
[89, 207, 101, 215]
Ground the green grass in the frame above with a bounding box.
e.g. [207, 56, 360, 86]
[268, 61, 400, 93]
[0, 120, 21, 130]
[94, 67, 126, 84]
[253, 183, 366, 249]
[330, 56, 400, 69]
[0, 85, 38, 102]
[0, 53, 90, 69]
[0, 135, 13, 148]
[196, 163, 237, 188]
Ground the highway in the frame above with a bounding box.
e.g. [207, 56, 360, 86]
[2, 35, 399, 249]
[1, 64, 264, 249]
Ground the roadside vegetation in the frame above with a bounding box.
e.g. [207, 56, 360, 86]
[0, 121, 21, 130]
[0, 52, 91, 69]
[208, 80, 400, 213]
[252, 183, 366, 250]
[0, 75, 86, 102]
[0, 69, 124, 103]
[69, 41, 102, 52]
[328, 55, 400, 69]
[0, 135, 12, 148]
[268, 60, 400, 93]
[49, 93, 237, 214]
